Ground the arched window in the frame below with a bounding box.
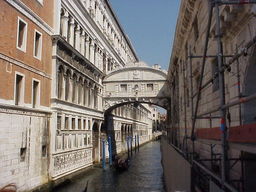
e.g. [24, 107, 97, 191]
[91, 87, 95, 108]
[65, 70, 71, 101]
[57, 66, 64, 99]
[84, 80, 87, 106]
[88, 82, 92, 107]
[78, 77, 83, 104]
[72, 73, 77, 103]
[103, 53, 106, 72]
[94, 86, 98, 109]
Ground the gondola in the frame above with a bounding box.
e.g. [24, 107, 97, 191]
[113, 155, 130, 171]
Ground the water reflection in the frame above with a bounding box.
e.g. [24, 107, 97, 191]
[53, 141, 165, 192]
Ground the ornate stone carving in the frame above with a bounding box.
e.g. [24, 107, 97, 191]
[53, 148, 92, 176]
[133, 70, 140, 79]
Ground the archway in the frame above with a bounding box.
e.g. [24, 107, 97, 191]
[103, 62, 169, 112]
[100, 123, 106, 160]
[104, 101, 167, 154]
[121, 124, 125, 142]
[92, 122, 100, 163]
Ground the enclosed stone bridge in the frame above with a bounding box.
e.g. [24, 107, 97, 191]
[103, 62, 169, 113]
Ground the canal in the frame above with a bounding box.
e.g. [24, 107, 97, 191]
[53, 141, 165, 192]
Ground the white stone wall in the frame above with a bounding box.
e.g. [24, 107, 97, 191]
[103, 63, 167, 107]
[111, 103, 153, 151]
[49, 103, 103, 179]
[0, 109, 49, 191]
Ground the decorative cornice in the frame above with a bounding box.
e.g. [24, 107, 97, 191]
[51, 98, 104, 117]
[52, 35, 104, 80]
[169, 0, 196, 71]
[105, 0, 139, 61]
[104, 66, 167, 81]
[0, 103, 51, 116]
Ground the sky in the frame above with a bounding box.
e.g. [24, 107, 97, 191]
[109, 0, 180, 70]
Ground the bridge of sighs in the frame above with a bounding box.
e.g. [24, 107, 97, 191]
[103, 61, 169, 113]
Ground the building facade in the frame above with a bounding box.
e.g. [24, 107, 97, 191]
[110, 103, 154, 154]
[164, 1, 256, 191]
[50, 0, 139, 181]
[0, 0, 54, 191]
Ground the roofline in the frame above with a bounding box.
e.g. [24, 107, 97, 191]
[168, 0, 196, 74]
[105, 0, 139, 62]
[104, 66, 167, 80]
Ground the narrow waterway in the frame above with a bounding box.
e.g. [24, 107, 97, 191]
[53, 141, 165, 192]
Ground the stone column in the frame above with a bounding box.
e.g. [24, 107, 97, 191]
[98, 51, 103, 71]
[80, 30, 85, 56]
[87, 85, 91, 107]
[106, 57, 110, 72]
[85, 35, 90, 60]
[54, 0, 62, 36]
[94, 45, 98, 68]
[65, 73, 70, 101]
[52, 41, 58, 99]
[90, 40, 95, 64]
[98, 88, 102, 111]
[96, 121, 101, 162]
[95, 87, 98, 109]
[110, 59, 114, 71]
[61, 10, 69, 40]
[75, 25, 81, 51]
[68, 17, 75, 47]
[103, 53, 107, 72]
